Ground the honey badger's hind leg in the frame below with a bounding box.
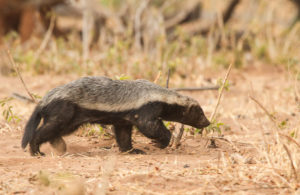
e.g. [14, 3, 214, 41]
[136, 119, 171, 149]
[29, 121, 63, 156]
[113, 122, 145, 154]
[29, 101, 76, 156]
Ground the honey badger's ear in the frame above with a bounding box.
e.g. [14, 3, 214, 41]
[183, 104, 193, 116]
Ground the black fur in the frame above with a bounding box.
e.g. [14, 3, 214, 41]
[21, 77, 210, 155]
[21, 105, 42, 149]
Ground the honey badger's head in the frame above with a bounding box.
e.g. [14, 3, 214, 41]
[181, 103, 210, 129]
[162, 93, 210, 129]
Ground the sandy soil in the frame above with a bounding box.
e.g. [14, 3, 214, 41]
[0, 65, 299, 194]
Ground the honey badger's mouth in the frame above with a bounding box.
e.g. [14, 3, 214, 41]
[180, 116, 210, 129]
[187, 114, 210, 129]
[198, 119, 210, 129]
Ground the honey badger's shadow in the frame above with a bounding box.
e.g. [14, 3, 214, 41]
[39, 137, 117, 157]
[38, 134, 172, 157]
[39, 135, 255, 158]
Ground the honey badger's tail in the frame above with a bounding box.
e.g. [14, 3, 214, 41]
[21, 105, 42, 149]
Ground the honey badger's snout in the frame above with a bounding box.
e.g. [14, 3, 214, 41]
[181, 103, 210, 129]
[197, 107, 210, 129]
[198, 116, 210, 129]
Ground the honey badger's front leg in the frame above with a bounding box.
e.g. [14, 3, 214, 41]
[135, 119, 171, 149]
[113, 122, 145, 154]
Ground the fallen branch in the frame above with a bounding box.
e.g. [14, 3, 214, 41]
[6, 50, 36, 103]
[173, 86, 219, 92]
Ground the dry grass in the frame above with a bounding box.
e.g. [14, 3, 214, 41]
[0, 70, 299, 193]
[0, 0, 299, 194]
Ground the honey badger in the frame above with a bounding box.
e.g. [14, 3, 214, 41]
[21, 76, 210, 155]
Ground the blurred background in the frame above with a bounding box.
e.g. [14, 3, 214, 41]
[0, 0, 299, 83]
[1, 2, 300, 194]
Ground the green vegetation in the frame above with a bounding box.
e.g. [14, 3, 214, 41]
[0, 97, 21, 123]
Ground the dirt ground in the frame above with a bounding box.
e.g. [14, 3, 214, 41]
[0, 65, 299, 194]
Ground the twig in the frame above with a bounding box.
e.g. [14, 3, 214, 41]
[173, 86, 219, 91]
[166, 68, 185, 148]
[294, 70, 300, 102]
[205, 63, 232, 146]
[12, 92, 35, 103]
[166, 68, 170, 88]
[282, 144, 298, 180]
[6, 50, 36, 103]
[249, 94, 280, 145]
[209, 63, 233, 121]
[173, 123, 185, 149]
[249, 95, 276, 122]
[34, 13, 55, 64]
[153, 71, 161, 84]
[279, 133, 300, 149]
[250, 94, 299, 181]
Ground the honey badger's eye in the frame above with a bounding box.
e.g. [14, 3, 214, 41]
[192, 105, 203, 115]
[191, 105, 198, 112]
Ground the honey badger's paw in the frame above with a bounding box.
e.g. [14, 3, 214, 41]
[30, 148, 45, 156]
[151, 139, 170, 149]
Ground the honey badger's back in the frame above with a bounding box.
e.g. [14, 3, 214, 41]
[41, 76, 198, 112]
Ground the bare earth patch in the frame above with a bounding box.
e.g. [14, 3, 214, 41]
[0, 66, 299, 194]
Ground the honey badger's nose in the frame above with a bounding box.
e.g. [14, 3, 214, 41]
[198, 118, 210, 129]
[204, 119, 210, 127]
